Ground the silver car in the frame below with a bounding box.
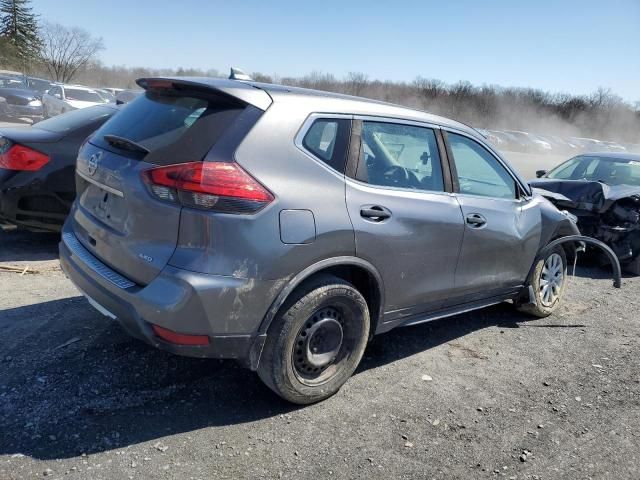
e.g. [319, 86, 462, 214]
[42, 84, 108, 118]
[59, 76, 581, 404]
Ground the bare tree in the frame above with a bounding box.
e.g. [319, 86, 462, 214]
[39, 22, 104, 83]
[345, 72, 368, 96]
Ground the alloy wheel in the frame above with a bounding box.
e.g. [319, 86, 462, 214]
[539, 253, 564, 307]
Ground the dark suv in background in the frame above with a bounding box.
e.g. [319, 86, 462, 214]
[59, 77, 581, 403]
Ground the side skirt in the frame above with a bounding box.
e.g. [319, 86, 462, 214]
[375, 290, 521, 335]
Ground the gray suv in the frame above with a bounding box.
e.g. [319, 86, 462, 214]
[59, 77, 579, 404]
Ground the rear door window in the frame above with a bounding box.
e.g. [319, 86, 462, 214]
[356, 121, 445, 192]
[90, 89, 245, 165]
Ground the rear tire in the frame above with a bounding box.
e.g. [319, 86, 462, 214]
[257, 275, 370, 404]
[517, 246, 567, 318]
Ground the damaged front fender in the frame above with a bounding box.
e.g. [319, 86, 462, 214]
[531, 180, 640, 269]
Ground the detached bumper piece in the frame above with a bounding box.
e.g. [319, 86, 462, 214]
[540, 235, 622, 288]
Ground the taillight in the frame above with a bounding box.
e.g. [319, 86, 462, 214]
[142, 162, 274, 214]
[0, 141, 50, 171]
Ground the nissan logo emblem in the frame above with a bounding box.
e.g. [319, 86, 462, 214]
[87, 152, 102, 176]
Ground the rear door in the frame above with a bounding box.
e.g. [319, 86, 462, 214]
[345, 119, 465, 320]
[443, 130, 540, 304]
[71, 83, 248, 285]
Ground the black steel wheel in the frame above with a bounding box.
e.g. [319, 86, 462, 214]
[257, 275, 370, 404]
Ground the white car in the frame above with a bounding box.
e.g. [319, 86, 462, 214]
[101, 87, 124, 96]
[42, 84, 109, 118]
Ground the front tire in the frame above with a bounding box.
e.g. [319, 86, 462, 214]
[257, 275, 370, 404]
[517, 246, 568, 317]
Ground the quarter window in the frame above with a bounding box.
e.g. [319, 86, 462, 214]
[448, 133, 516, 199]
[302, 118, 350, 172]
[356, 121, 444, 192]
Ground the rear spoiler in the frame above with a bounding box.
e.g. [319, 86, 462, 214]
[136, 77, 272, 111]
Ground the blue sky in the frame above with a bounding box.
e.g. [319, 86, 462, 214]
[31, 0, 640, 101]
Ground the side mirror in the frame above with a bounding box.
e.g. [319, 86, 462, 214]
[535, 169, 547, 178]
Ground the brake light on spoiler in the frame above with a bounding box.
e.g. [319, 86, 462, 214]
[142, 161, 274, 214]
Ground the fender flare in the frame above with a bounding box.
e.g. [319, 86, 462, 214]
[538, 235, 622, 288]
[247, 256, 385, 370]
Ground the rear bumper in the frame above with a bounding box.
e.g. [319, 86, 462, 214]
[0, 171, 69, 232]
[59, 228, 278, 365]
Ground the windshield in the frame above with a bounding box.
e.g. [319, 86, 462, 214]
[35, 105, 115, 133]
[28, 78, 52, 93]
[65, 88, 104, 102]
[0, 77, 28, 89]
[547, 155, 640, 186]
[97, 90, 116, 102]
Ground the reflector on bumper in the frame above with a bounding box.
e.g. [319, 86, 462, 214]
[152, 325, 210, 346]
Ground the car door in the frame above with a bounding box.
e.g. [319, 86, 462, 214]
[345, 119, 465, 322]
[46, 86, 56, 114]
[443, 130, 541, 305]
[48, 86, 62, 115]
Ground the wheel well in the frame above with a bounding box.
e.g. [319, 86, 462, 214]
[298, 265, 382, 337]
[551, 234, 577, 266]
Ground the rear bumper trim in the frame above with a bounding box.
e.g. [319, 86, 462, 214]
[62, 231, 136, 289]
[76, 170, 125, 197]
[78, 287, 117, 319]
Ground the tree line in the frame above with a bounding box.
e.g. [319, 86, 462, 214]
[75, 67, 640, 143]
[1, 0, 638, 143]
[1, 0, 103, 82]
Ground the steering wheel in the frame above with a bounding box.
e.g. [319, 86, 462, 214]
[382, 166, 421, 188]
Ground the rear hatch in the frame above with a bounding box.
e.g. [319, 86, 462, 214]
[71, 80, 261, 284]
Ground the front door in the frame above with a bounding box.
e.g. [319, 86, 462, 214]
[444, 131, 541, 304]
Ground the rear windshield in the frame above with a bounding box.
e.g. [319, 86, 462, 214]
[36, 105, 116, 133]
[90, 89, 244, 165]
[65, 88, 104, 102]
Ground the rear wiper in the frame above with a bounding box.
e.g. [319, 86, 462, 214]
[103, 134, 150, 155]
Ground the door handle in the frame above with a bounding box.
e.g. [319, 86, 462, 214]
[465, 213, 487, 228]
[360, 205, 391, 222]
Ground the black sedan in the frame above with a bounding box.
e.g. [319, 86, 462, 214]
[0, 104, 118, 231]
[0, 76, 43, 121]
[531, 152, 640, 274]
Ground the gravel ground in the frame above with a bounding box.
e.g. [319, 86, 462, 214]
[0, 229, 638, 479]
